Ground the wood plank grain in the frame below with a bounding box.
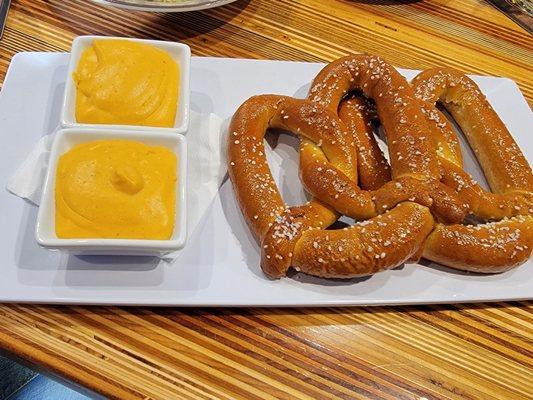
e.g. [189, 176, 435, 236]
[0, 0, 532, 399]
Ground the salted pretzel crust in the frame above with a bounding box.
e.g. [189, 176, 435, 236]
[228, 94, 442, 278]
[411, 68, 533, 271]
[228, 55, 532, 278]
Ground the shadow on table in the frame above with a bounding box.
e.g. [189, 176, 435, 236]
[40, 298, 528, 328]
[185, 301, 528, 320]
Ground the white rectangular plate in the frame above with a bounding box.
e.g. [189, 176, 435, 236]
[0, 53, 531, 306]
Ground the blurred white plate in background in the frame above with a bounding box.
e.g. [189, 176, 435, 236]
[91, 0, 238, 12]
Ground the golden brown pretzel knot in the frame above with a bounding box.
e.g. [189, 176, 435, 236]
[411, 68, 533, 272]
[304, 54, 466, 225]
[228, 95, 435, 279]
[338, 70, 533, 222]
[228, 54, 463, 279]
[315, 59, 533, 272]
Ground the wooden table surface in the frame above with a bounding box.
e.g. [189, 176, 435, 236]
[0, 1, 532, 399]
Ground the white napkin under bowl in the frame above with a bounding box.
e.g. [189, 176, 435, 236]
[6, 111, 227, 256]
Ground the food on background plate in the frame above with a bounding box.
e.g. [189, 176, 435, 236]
[55, 139, 177, 239]
[227, 54, 533, 279]
[73, 39, 179, 127]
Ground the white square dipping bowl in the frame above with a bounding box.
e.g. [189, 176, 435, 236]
[36, 128, 187, 255]
[60, 35, 191, 134]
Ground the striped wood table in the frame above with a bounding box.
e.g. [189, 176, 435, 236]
[0, 1, 532, 399]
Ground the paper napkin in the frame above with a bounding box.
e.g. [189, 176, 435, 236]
[6, 111, 227, 239]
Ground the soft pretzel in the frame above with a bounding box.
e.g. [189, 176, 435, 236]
[412, 69, 533, 220]
[305, 54, 467, 224]
[338, 68, 533, 222]
[321, 64, 533, 272]
[228, 55, 532, 279]
[228, 95, 438, 278]
[410, 68, 533, 271]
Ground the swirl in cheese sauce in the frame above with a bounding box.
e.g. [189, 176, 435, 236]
[73, 39, 179, 127]
[55, 140, 177, 239]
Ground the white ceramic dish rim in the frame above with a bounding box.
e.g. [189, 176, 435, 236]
[35, 128, 188, 252]
[60, 35, 191, 134]
[90, 0, 238, 12]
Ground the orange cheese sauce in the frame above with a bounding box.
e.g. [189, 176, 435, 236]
[55, 140, 177, 239]
[73, 39, 179, 127]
